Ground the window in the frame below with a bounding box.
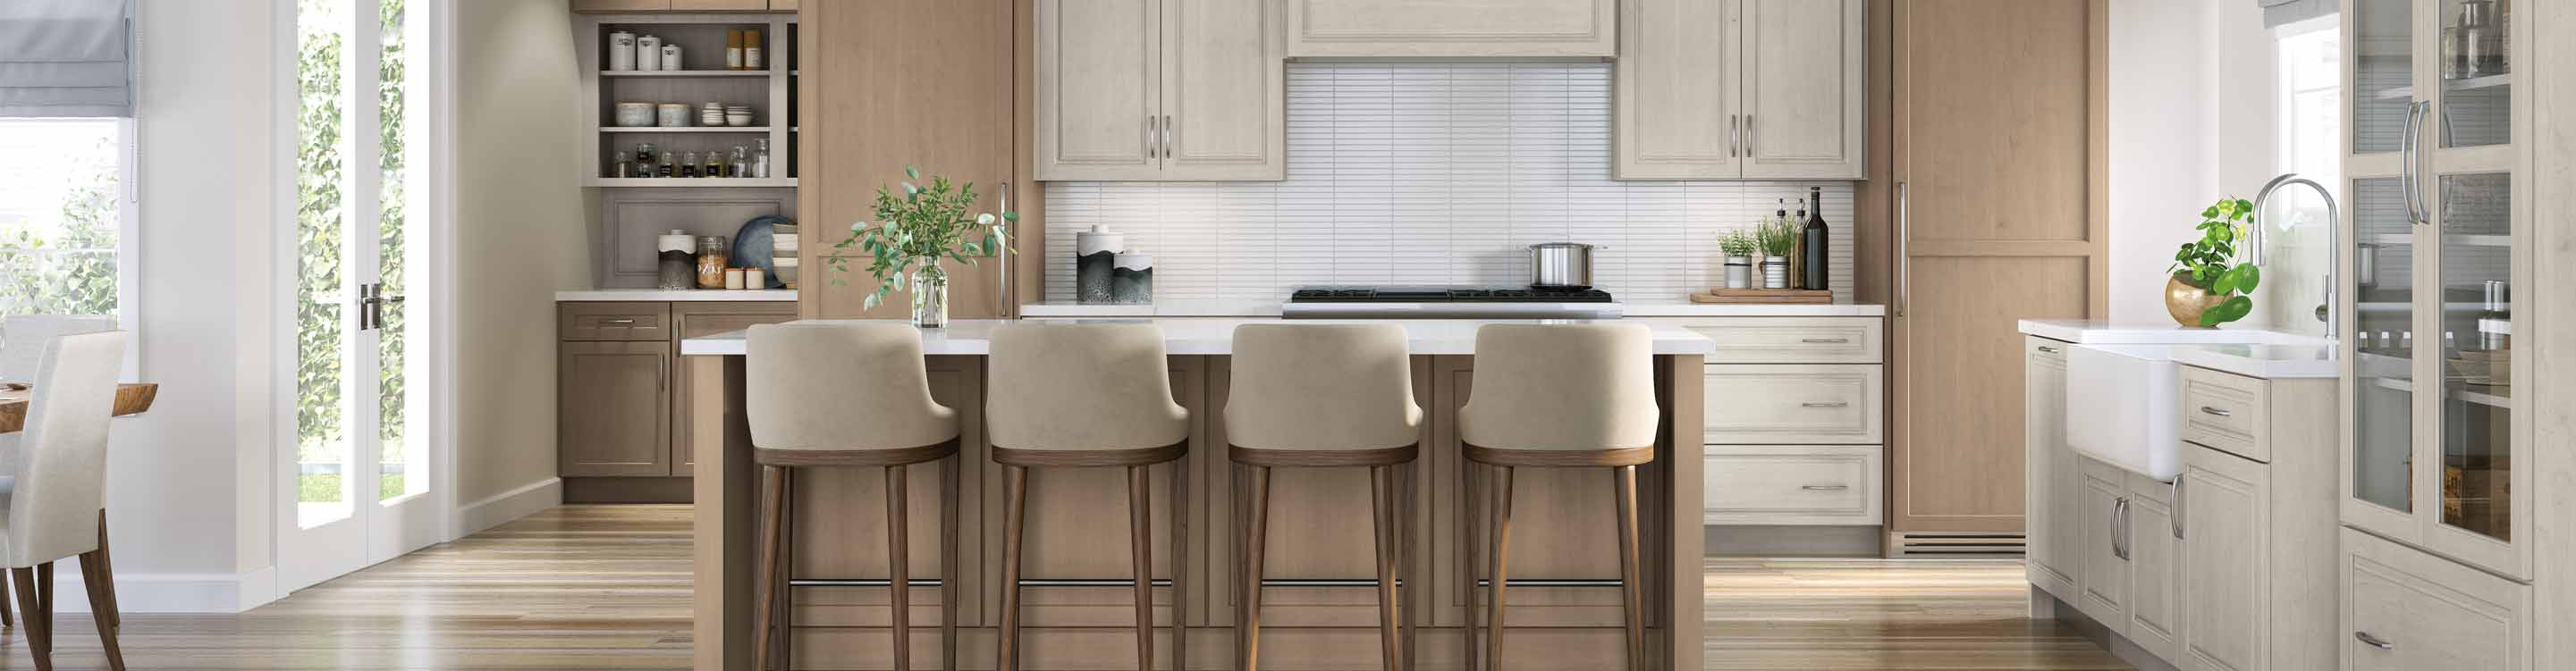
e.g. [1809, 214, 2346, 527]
[0, 118, 133, 323]
[2277, 18, 2341, 185]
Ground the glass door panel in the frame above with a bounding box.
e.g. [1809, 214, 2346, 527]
[2351, 0, 2416, 154]
[2349, 176, 2413, 514]
[2434, 0, 2510, 148]
[294, 0, 358, 529]
[376, 0, 420, 504]
[2433, 172, 2510, 541]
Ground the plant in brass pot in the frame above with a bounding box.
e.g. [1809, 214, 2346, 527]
[2166, 197, 2261, 328]
[827, 167, 1017, 328]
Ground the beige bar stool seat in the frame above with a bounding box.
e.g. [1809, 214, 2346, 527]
[986, 323, 1191, 671]
[746, 323, 964, 671]
[1457, 323, 1659, 671]
[1227, 323, 1423, 671]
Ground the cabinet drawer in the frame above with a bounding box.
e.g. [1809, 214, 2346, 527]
[1702, 445, 1881, 525]
[2180, 365, 2268, 462]
[2341, 528, 2530, 670]
[1702, 365, 1883, 444]
[1660, 317, 1883, 364]
[560, 302, 671, 341]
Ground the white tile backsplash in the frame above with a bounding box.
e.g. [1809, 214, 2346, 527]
[1044, 63, 1855, 304]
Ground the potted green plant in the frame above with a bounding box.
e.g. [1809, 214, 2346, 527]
[1756, 217, 1799, 289]
[2166, 197, 2261, 328]
[1719, 231, 1758, 289]
[827, 167, 1016, 328]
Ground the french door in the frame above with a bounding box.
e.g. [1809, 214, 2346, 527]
[280, 0, 444, 592]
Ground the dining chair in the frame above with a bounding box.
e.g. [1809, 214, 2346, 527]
[0, 315, 115, 383]
[0, 329, 129, 671]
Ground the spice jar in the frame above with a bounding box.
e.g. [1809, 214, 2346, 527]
[697, 237, 730, 289]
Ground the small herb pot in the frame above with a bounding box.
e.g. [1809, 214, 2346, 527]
[1761, 256, 1790, 289]
[1724, 256, 1753, 289]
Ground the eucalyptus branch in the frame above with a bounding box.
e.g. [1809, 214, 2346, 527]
[825, 166, 1018, 310]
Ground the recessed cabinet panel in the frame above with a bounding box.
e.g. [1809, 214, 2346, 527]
[1035, 0, 1162, 180]
[1702, 364, 1883, 445]
[2076, 458, 2129, 630]
[2179, 446, 2267, 671]
[2023, 338, 2078, 600]
[1285, 0, 1617, 58]
[2339, 528, 2530, 670]
[1161, 0, 1284, 180]
[1614, 0, 1736, 179]
[1036, 0, 1281, 180]
[1702, 446, 1882, 525]
[1739, 0, 1864, 179]
[2124, 472, 2180, 663]
[559, 341, 672, 477]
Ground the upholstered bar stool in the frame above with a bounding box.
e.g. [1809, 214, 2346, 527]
[1227, 323, 1422, 671]
[745, 323, 964, 671]
[1457, 323, 1659, 671]
[986, 323, 1190, 671]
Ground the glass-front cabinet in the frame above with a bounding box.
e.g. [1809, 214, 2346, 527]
[2339, 0, 2530, 579]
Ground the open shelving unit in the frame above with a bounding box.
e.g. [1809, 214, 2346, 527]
[576, 13, 798, 189]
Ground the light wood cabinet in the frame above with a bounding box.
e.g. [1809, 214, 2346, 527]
[2075, 457, 2129, 629]
[668, 304, 795, 474]
[2340, 527, 2530, 670]
[2023, 337, 2078, 600]
[1702, 445, 1881, 525]
[2181, 441, 2268, 671]
[1700, 364, 1882, 445]
[1615, 0, 1862, 180]
[559, 341, 672, 477]
[1283, 0, 1616, 58]
[572, 0, 790, 13]
[1035, 0, 1283, 180]
[2126, 471, 2182, 661]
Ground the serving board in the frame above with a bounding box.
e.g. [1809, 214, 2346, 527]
[1689, 289, 1833, 305]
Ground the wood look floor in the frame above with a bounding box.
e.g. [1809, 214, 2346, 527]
[0, 506, 2125, 670]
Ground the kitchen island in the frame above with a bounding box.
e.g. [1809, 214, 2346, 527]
[681, 318, 1713, 671]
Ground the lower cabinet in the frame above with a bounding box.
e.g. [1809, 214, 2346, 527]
[2124, 471, 2181, 661]
[2025, 337, 2079, 597]
[2074, 457, 2131, 627]
[559, 340, 672, 476]
[2340, 528, 2530, 670]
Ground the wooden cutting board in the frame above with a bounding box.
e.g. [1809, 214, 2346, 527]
[1689, 289, 1833, 304]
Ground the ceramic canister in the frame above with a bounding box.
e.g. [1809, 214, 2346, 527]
[1111, 251, 1154, 305]
[614, 102, 655, 128]
[657, 104, 691, 128]
[635, 34, 662, 71]
[1075, 224, 1124, 304]
[608, 31, 637, 71]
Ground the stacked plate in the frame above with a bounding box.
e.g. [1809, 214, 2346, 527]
[725, 105, 756, 127]
[699, 103, 726, 127]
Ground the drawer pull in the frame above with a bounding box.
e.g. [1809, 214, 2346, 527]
[1799, 338, 1851, 344]
[2353, 632, 2394, 650]
[1800, 401, 1850, 408]
[2036, 346, 2060, 354]
[1799, 484, 1849, 491]
[2200, 406, 2234, 417]
[601, 318, 639, 325]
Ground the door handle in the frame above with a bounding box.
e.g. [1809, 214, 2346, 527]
[1799, 484, 1849, 491]
[2171, 474, 2185, 540]
[2353, 631, 2395, 650]
[1800, 338, 1850, 344]
[2199, 406, 2234, 417]
[1800, 401, 1850, 408]
[1895, 181, 1910, 317]
[2402, 101, 2428, 224]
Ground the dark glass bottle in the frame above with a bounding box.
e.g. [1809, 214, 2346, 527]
[1800, 187, 1830, 290]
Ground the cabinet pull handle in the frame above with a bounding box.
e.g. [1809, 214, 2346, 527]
[1800, 338, 1850, 344]
[1728, 114, 1741, 157]
[2354, 632, 2395, 650]
[1161, 114, 1173, 159]
[2036, 345, 2060, 354]
[2402, 101, 2428, 224]
[1800, 401, 1849, 408]
[1745, 113, 1756, 156]
[602, 318, 638, 325]
[1145, 115, 1159, 159]
[1894, 181, 1910, 316]
[2112, 497, 2131, 560]
[658, 354, 669, 390]
[2199, 406, 2234, 417]
[2171, 474, 2185, 540]
[1799, 484, 1849, 491]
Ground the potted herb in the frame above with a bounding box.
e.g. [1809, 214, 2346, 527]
[1719, 231, 1758, 289]
[827, 167, 1016, 328]
[2166, 197, 2260, 328]
[1756, 217, 1799, 289]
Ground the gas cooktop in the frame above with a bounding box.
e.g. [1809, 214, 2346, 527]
[1283, 285, 1621, 319]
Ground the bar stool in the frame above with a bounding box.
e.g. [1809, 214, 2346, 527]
[986, 323, 1191, 671]
[1227, 323, 1422, 671]
[1457, 323, 1659, 671]
[745, 323, 964, 671]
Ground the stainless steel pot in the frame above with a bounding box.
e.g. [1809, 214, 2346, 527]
[1528, 242, 1595, 289]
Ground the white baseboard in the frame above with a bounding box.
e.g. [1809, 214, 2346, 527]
[24, 565, 279, 614]
[454, 476, 562, 539]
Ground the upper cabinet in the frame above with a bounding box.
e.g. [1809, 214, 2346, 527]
[573, 0, 784, 12]
[1036, 0, 1284, 181]
[1283, 0, 1617, 58]
[1616, 0, 1864, 180]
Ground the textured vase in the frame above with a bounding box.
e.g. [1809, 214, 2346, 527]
[912, 257, 949, 328]
[1111, 252, 1154, 305]
[1724, 256, 1752, 289]
[2164, 273, 2225, 328]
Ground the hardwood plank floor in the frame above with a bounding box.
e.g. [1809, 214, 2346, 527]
[0, 507, 2125, 670]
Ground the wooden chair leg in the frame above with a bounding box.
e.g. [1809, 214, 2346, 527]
[1458, 461, 1480, 671]
[1171, 456, 1189, 671]
[941, 454, 961, 671]
[1613, 466, 1645, 671]
[1484, 466, 1516, 670]
[1241, 465, 1271, 671]
[13, 566, 50, 671]
[749, 466, 788, 671]
[91, 511, 121, 632]
[1399, 461, 1418, 671]
[79, 549, 125, 670]
[998, 465, 1029, 671]
[1127, 465, 1154, 671]
[0, 570, 13, 628]
[888, 464, 913, 671]
[1370, 465, 1401, 671]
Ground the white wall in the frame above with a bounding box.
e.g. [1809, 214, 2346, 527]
[2107, 0, 2221, 324]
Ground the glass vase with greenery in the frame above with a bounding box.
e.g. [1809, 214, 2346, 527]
[2166, 197, 2261, 327]
[827, 167, 1016, 327]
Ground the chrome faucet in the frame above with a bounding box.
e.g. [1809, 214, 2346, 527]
[2251, 173, 2342, 340]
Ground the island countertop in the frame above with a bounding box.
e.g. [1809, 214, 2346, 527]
[680, 317, 1721, 356]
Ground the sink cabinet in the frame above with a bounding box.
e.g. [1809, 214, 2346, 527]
[2073, 457, 2131, 627]
[2023, 337, 2080, 598]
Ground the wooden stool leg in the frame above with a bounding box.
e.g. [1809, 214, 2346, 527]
[998, 465, 1030, 671]
[1241, 465, 1272, 671]
[1128, 465, 1154, 671]
[888, 464, 913, 671]
[1371, 465, 1401, 671]
[1484, 466, 1516, 670]
[1399, 461, 1418, 671]
[942, 454, 961, 671]
[1171, 457, 1189, 671]
[12, 566, 49, 671]
[1613, 466, 1645, 671]
[1459, 461, 1481, 671]
[1230, 463, 1248, 671]
[750, 466, 788, 671]
[1, 572, 13, 627]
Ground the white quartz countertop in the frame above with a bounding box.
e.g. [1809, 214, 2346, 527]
[557, 289, 798, 302]
[2016, 319, 2331, 345]
[2169, 343, 2341, 379]
[682, 318, 1719, 356]
[1022, 300, 1886, 318]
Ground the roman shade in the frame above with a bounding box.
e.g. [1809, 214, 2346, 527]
[2258, 0, 2338, 29]
[0, 0, 132, 118]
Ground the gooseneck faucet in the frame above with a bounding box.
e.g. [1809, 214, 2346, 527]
[2251, 173, 2342, 340]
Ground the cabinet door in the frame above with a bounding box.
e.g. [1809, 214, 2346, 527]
[669, 306, 796, 475]
[2125, 473, 2180, 663]
[671, 0, 767, 10]
[2075, 459, 2128, 630]
[2180, 445, 2268, 671]
[1159, 0, 1283, 180]
[2023, 338, 2077, 599]
[571, 0, 672, 12]
[559, 341, 671, 476]
[1284, 0, 1617, 58]
[1702, 364, 1883, 445]
[1738, 0, 1863, 179]
[1614, 0, 1738, 180]
[2339, 528, 2530, 671]
[1035, 0, 1164, 180]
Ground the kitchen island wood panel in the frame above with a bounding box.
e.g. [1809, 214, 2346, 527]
[687, 323, 1706, 671]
